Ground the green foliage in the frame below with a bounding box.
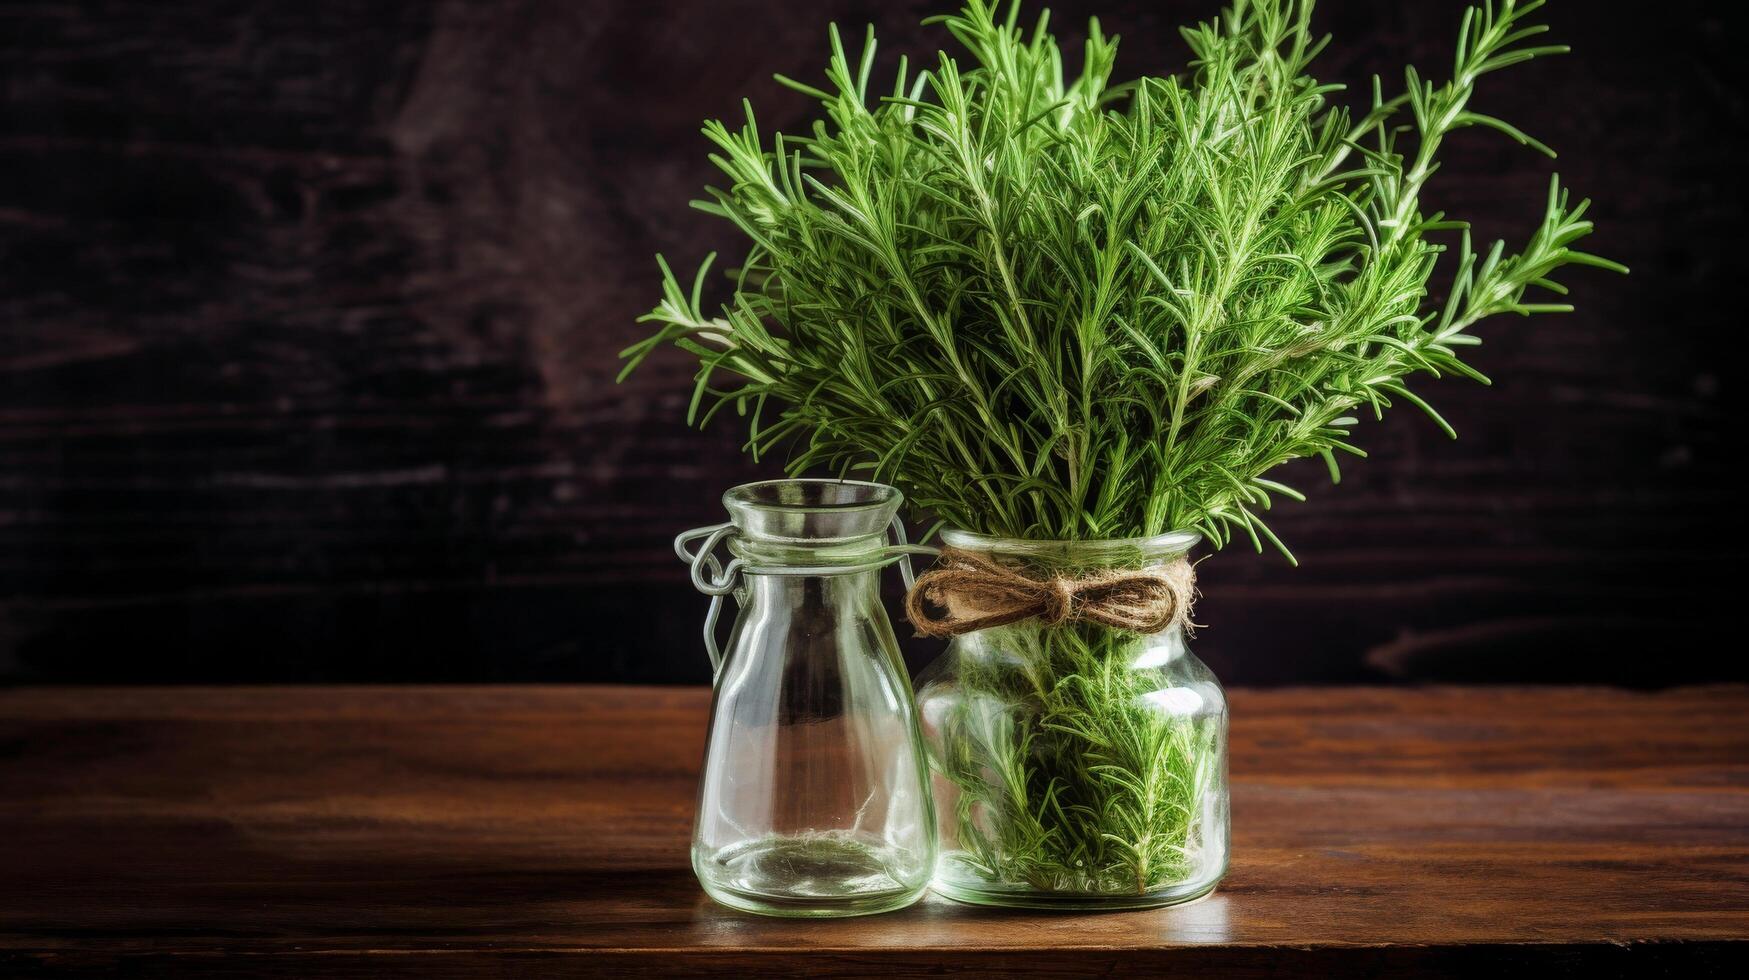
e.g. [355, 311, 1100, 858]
[624, 0, 1621, 556]
[930, 621, 1223, 895]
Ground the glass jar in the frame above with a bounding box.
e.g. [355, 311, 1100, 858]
[914, 529, 1228, 910]
[677, 479, 936, 917]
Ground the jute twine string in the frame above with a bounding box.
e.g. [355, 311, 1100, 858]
[903, 546, 1198, 638]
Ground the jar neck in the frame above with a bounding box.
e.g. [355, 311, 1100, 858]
[740, 567, 881, 601]
[939, 529, 1201, 571]
[729, 533, 891, 575]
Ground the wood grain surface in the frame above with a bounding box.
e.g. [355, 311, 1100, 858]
[2, 0, 1743, 686]
[1, 684, 1745, 976]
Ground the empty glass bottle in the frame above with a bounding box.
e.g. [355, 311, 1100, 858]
[677, 479, 936, 917]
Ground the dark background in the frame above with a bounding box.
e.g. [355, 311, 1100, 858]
[1, 0, 1741, 686]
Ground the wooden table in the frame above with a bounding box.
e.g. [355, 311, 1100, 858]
[2, 686, 1745, 976]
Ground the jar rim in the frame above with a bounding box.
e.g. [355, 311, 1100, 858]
[940, 527, 1202, 559]
[723, 478, 902, 514]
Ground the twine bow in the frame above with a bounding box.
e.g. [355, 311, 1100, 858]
[904, 547, 1197, 638]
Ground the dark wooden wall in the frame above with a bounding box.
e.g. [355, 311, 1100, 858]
[1, 0, 1741, 685]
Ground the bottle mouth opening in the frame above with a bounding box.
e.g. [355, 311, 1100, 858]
[724, 478, 900, 513]
[724, 479, 902, 547]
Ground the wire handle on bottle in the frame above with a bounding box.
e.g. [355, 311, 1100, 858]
[886, 515, 927, 592]
[674, 517, 938, 675]
[674, 523, 738, 673]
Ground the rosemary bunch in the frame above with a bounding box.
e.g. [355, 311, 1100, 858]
[624, 0, 1621, 557]
[933, 620, 1222, 894]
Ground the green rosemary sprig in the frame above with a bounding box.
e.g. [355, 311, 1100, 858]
[931, 620, 1223, 894]
[623, 0, 1623, 557]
